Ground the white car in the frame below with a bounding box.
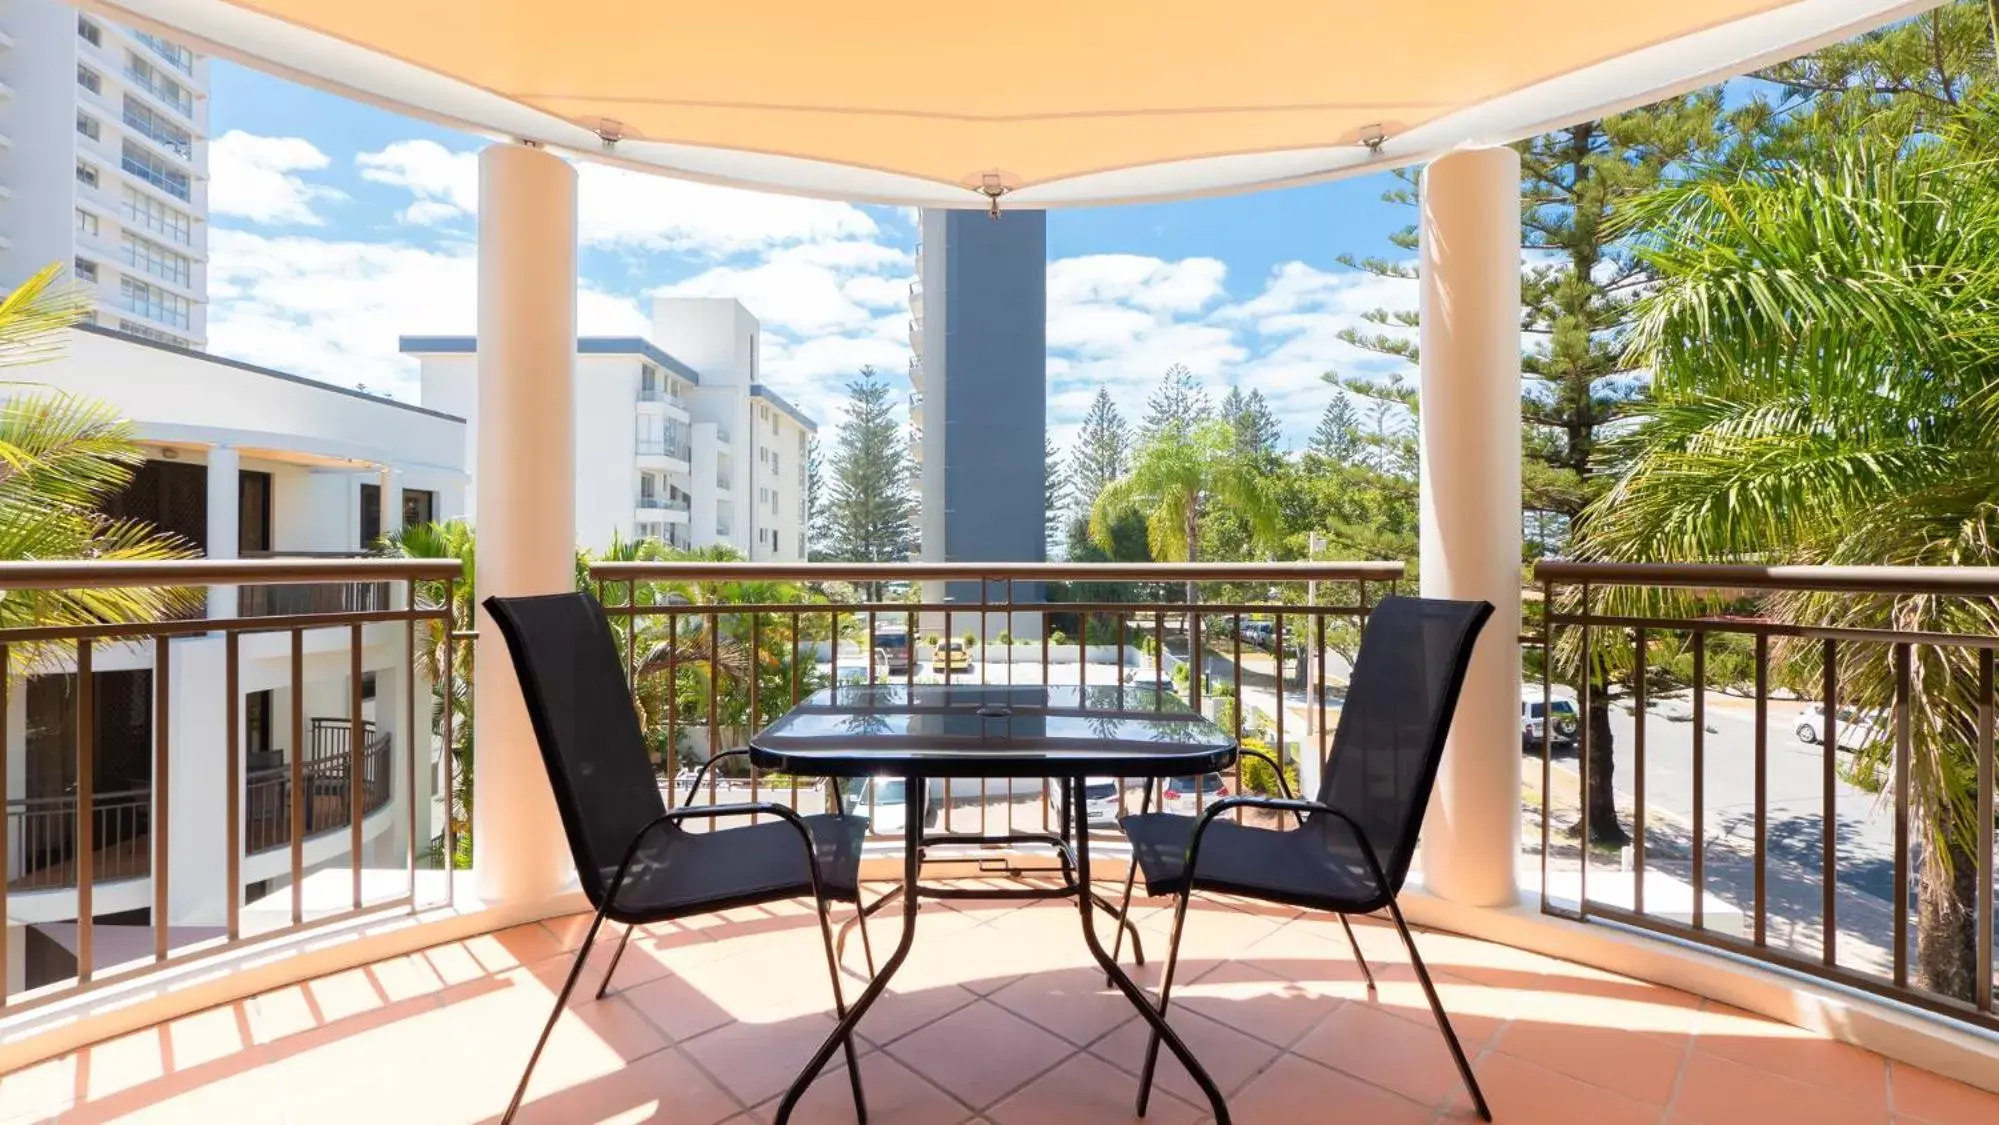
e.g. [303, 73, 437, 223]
[1522, 690, 1580, 752]
[1796, 703, 1887, 752]
[1081, 777, 1124, 827]
[1160, 772, 1230, 814]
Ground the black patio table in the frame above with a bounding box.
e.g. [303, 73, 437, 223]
[750, 681, 1239, 1124]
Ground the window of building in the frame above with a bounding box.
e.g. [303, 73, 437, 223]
[117, 320, 191, 348]
[359, 485, 436, 547]
[121, 231, 192, 287]
[771, 451, 781, 475]
[74, 257, 98, 283]
[121, 186, 193, 245]
[76, 209, 99, 237]
[239, 471, 272, 553]
[78, 15, 102, 46]
[122, 140, 190, 201]
[78, 64, 102, 94]
[126, 54, 194, 118]
[134, 32, 196, 76]
[759, 486, 769, 505]
[123, 96, 194, 161]
[76, 161, 99, 189]
[119, 276, 191, 330]
[77, 112, 100, 142]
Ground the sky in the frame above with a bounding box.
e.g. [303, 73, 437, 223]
[204, 62, 1422, 455]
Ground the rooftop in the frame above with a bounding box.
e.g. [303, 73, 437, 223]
[4, 886, 1992, 1125]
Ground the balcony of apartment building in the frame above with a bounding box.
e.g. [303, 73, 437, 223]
[634, 417, 692, 476]
[6, 5, 1999, 1125]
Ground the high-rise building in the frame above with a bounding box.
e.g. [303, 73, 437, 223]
[911, 208, 1047, 628]
[402, 297, 816, 560]
[0, 2, 210, 349]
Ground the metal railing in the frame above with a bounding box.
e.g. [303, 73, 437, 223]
[0, 557, 460, 1016]
[6, 788, 151, 891]
[1531, 561, 1999, 1032]
[587, 560, 1399, 845]
[245, 721, 394, 855]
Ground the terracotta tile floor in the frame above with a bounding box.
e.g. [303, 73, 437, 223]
[4, 883, 1997, 1124]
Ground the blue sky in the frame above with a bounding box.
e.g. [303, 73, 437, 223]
[204, 62, 1418, 451]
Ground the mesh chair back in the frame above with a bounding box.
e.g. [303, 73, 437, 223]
[484, 592, 667, 908]
[1317, 596, 1493, 894]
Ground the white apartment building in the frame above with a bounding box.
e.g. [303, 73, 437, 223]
[5, 327, 466, 991]
[0, 1, 210, 349]
[402, 296, 815, 560]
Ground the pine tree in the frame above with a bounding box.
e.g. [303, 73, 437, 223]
[1221, 386, 1282, 462]
[1043, 438, 1066, 559]
[822, 369, 916, 567]
[804, 436, 827, 559]
[1308, 394, 1362, 464]
[1138, 364, 1211, 444]
[1067, 386, 1130, 519]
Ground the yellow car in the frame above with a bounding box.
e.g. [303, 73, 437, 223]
[931, 640, 972, 674]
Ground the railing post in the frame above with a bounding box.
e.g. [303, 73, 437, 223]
[1414, 145, 1524, 907]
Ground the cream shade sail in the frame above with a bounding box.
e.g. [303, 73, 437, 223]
[93, 0, 1935, 206]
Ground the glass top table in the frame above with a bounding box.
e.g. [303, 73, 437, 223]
[750, 682, 1240, 1124]
[748, 683, 1238, 779]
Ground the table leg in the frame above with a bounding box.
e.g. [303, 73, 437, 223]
[775, 777, 924, 1125]
[1067, 779, 1231, 1123]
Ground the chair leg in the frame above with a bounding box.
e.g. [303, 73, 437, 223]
[1134, 887, 1193, 1117]
[1385, 895, 1490, 1122]
[854, 900, 878, 977]
[502, 907, 608, 1125]
[1106, 851, 1143, 971]
[1335, 913, 1377, 994]
[593, 923, 635, 1000]
[815, 898, 869, 1123]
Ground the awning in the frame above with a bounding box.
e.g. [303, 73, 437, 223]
[93, 1, 1936, 206]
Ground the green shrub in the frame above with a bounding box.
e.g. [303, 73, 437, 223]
[997, 631, 1013, 646]
[963, 631, 978, 648]
[1239, 738, 1301, 797]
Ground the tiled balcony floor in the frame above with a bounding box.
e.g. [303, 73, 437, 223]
[5, 880, 1997, 1124]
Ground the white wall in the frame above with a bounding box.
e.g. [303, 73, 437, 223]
[574, 354, 640, 553]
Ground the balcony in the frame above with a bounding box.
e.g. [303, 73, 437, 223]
[1, 558, 1997, 1120]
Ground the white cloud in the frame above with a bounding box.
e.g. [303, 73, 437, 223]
[1047, 255, 1229, 315]
[205, 229, 645, 401]
[208, 131, 346, 226]
[355, 139, 882, 256]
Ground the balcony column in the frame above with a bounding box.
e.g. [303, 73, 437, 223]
[378, 467, 403, 544]
[206, 444, 240, 618]
[471, 141, 576, 911]
[1415, 146, 1523, 908]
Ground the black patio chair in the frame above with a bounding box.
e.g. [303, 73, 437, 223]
[1118, 595, 1496, 1121]
[483, 592, 872, 1124]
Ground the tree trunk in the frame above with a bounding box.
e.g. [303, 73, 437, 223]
[1914, 814, 1980, 1000]
[1574, 691, 1629, 847]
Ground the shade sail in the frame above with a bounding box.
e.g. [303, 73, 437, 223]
[96, 0, 1935, 207]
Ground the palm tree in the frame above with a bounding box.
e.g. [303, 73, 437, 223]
[1579, 141, 1999, 997]
[1089, 418, 1280, 564]
[0, 264, 199, 652]
[380, 519, 476, 866]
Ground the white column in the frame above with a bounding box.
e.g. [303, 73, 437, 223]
[206, 444, 240, 618]
[378, 467, 403, 543]
[1415, 146, 1523, 908]
[472, 142, 577, 910]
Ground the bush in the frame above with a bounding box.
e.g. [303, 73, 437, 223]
[925, 634, 939, 646]
[1049, 629, 1069, 646]
[962, 631, 978, 648]
[1239, 738, 1301, 797]
[997, 631, 1013, 646]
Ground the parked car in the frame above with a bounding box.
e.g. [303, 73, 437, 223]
[1081, 777, 1124, 827]
[875, 630, 912, 674]
[1796, 703, 1887, 751]
[835, 648, 893, 685]
[932, 639, 971, 674]
[1160, 772, 1230, 813]
[842, 774, 937, 834]
[1522, 689, 1580, 752]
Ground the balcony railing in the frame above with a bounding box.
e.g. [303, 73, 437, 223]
[634, 438, 690, 460]
[245, 720, 394, 855]
[1530, 560, 1999, 1032]
[0, 557, 460, 1016]
[6, 788, 151, 891]
[238, 550, 394, 618]
[585, 560, 1397, 836]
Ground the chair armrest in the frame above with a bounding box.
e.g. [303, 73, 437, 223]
[1184, 796, 1392, 898]
[605, 800, 826, 911]
[682, 748, 751, 806]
